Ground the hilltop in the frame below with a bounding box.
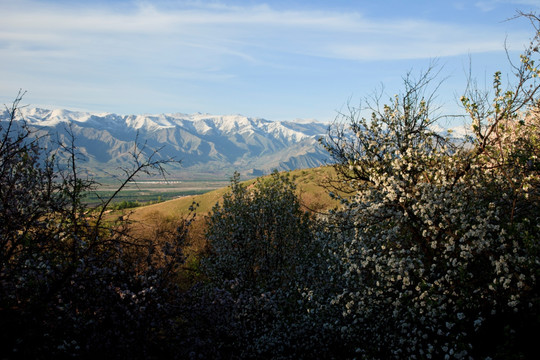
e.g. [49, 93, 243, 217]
[125, 166, 342, 255]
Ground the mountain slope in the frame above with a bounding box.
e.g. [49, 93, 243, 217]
[1, 108, 331, 177]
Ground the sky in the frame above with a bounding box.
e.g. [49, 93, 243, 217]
[1, 0, 539, 125]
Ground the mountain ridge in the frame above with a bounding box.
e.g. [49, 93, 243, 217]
[1, 107, 331, 178]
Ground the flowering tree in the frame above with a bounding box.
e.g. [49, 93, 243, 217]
[188, 16, 539, 358]
[317, 14, 540, 359]
[0, 92, 190, 358]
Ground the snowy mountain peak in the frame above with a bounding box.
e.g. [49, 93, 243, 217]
[2, 108, 330, 176]
[13, 108, 326, 139]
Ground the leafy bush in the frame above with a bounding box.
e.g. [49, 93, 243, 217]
[203, 171, 315, 288]
[193, 171, 334, 358]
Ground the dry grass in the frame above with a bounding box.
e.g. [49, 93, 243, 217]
[124, 166, 343, 259]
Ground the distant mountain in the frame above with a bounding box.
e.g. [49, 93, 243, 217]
[1, 108, 331, 178]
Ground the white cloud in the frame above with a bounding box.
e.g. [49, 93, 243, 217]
[0, 0, 534, 117]
[0, 0, 529, 67]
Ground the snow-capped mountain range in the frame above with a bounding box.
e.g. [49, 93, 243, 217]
[1, 108, 331, 177]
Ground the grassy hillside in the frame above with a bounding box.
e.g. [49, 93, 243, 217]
[130, 165, 340, 220]
[123, 165, 342, 257]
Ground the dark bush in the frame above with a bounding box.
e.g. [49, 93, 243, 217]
[0, 92, 189, 359]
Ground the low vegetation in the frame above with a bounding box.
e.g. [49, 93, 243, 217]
[1, 12, 539, 360]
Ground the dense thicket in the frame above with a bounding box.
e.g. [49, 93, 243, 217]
[0, 93, 190, 358]
[195, 13, 540, 359]
[1, 12, 539, 360]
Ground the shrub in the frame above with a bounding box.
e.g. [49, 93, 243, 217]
[0, 92, 189, 358]
[317, 14, 540, 359]
[195, 171, 333, 358]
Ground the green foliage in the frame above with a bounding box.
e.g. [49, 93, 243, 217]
[111, 199, 141, 210]
[203, 170, 316, 289]
[197, 171, 334, 358]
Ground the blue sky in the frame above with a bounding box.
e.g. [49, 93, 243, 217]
[1, 0, 539, 124]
